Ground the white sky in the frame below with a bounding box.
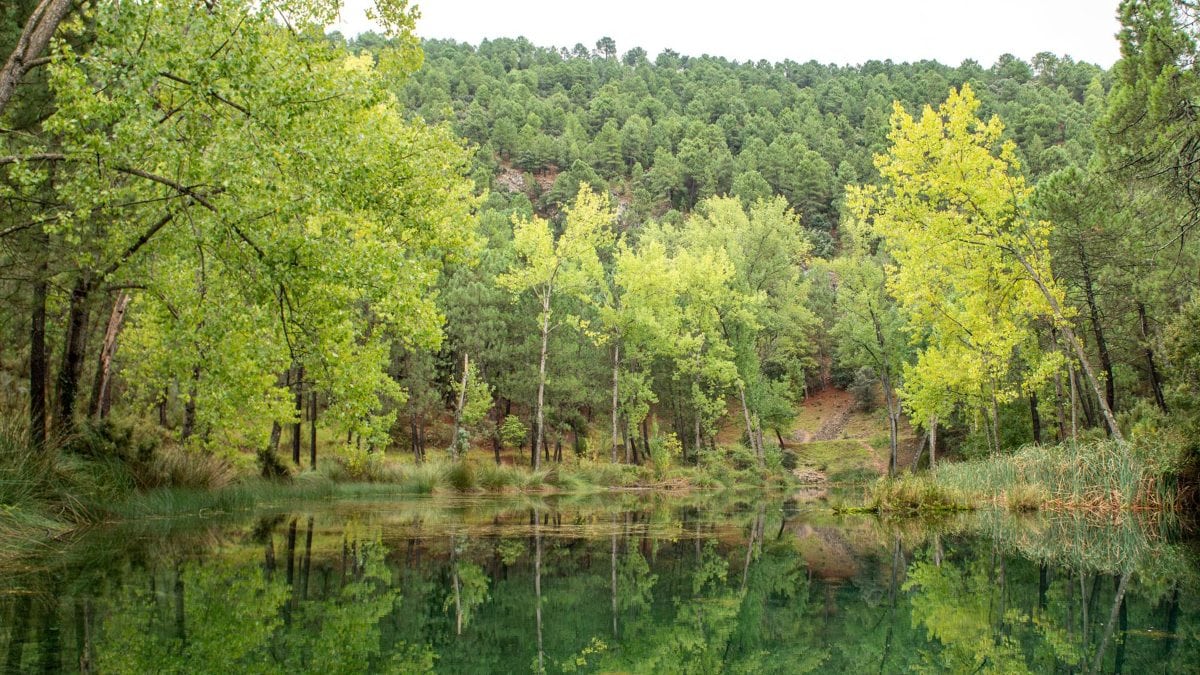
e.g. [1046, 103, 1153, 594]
[329, 0, 1124, 67]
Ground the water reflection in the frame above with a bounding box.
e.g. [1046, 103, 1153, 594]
[1, 495, 1197, 673]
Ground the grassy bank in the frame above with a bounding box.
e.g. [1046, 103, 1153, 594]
[848, 435, 1188, 515]
[0, 419, 795, 563]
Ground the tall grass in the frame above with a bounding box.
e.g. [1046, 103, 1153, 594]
[932, 439, 1174, 512]
[851, 475, 974, 514]
[850, 437, 1183, 516]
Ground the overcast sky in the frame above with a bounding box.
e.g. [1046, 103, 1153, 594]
[329, 0, 1123, 67]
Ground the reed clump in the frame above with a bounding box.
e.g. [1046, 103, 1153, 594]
[932, 438, 1178, 513]
[854, 475, 974, 514]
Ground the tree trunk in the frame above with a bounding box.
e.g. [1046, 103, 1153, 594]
[30, 258, 47, 451]
[1091, 572, 1131, 674]
[1054, 366, 1067, 442]
[534, 514, 544, 675]
[929, 416, 938, 468]
[989, 388, 1001, 455]
[1070, 363, 1078, 442]
[309, 391, 317, 470]
[54, 277, 92, 435]
[301, 516, 314, 600]
[260, 421, 284, 478]
[1138, 302, 1169, 414]
[880, 370, 899, 477]
[1079, 244, 1116, 414]
[292, 365, 304, 465]
[0, 0, 73, 118]
[621, 419, 632, 464]
[533, 291, 551, 471]
[1011, 252, 1124, 442]
[871, 307, 899, 474]
[286, 518, 297, 585]
[493, 399, 508, 465]
[1075, 365, 1098, 429]
[181, 366, 199, 441]
[611, 342, 620, 463]
[450, 352, 469, 460]
[1029, 391, 1042, 445]
[88, 292, 131, 420]
[610, 515, 618, 638]
[739, 382, 759, 461]
[410, 414, 421, 463]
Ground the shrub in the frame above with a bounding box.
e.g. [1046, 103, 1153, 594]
[333, 444, 385, 482]
[499, 415, 528, 450]
[648, 434, 682, 478]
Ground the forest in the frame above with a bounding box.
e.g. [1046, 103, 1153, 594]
[2, 0, 1200, 537]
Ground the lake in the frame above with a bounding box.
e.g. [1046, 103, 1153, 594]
[1, 491, 1196, 673]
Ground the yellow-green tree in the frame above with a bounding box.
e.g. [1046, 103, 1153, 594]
[498, 185, 613, 469]
[848, 84, 1121, 446]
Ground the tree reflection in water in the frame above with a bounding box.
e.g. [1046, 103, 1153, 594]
[0, 498, 1195, 673]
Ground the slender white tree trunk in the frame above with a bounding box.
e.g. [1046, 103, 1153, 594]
[450, 353, 469, 460]
[611, 341, 620, 463]
[534, 290, 551, 471]
[739, 382, 760, 462]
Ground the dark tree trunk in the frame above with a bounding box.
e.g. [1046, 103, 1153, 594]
[260, 421, 285, 478]
[292, 365, 303, 465]
[1030, 392, 1042, 445]
[173, 567, 186, 649]
[410, 414, 421, 462]
[1074, 367, 1098, 429]
[181, 366, 199, 440]
[286, 518, 297, 585]
[309, 391, 317, 470]
[1079, 246, 1115, 413]
[54, 277, 92, 435]
[301, 516, 314, 599]
[1138, 302, 1169, 414]
[178, 365, 200, 439]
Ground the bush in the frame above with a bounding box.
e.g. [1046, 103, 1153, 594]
[499, 415, 528, 449]
[332, 444, 385, 482]
[647, 434, 682, 478]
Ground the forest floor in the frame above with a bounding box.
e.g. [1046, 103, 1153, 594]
[785, 388, 920, 482]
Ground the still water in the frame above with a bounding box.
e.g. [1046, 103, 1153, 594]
[1, 491, 1197, 673]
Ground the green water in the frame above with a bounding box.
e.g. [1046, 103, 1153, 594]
[1, 492, 1197, 673]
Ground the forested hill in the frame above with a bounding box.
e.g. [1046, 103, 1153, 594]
[357, 34, 1106, 236]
